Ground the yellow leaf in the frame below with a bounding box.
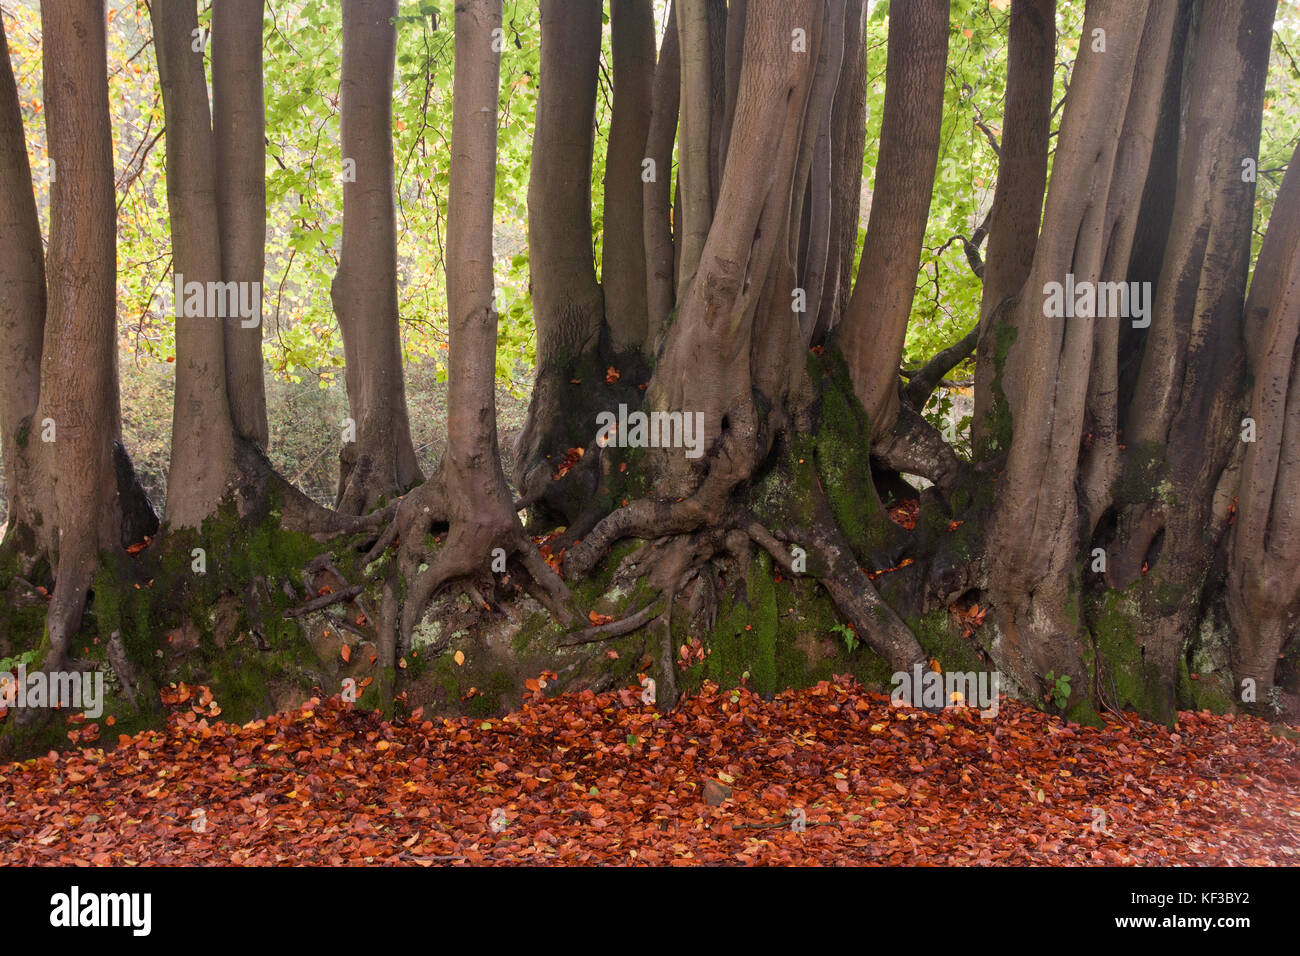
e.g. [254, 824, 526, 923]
[454, 650, 465, 666]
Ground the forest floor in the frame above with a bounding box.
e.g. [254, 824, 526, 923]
[0, 676, 1295, 865]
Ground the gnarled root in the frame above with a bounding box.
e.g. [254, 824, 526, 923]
[234, 440, 390, 538]
[746, 518, 927, 674]
[364, 476, 578, 668]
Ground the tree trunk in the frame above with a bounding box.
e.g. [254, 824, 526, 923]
[374, 0, 573, 651]
[34, 0, 129, 666]
[811, 0, 866, 342]
[790, 0, 850, 343]
[0, 16, 48, 565]
[1105, 0, 1275, 720]
[705, 0, 728, 212]
[982, 0, 1149, 715]
[835, 0, 949, 442]
[643, 1, 680, 353]
[153, 0, 240, 528]
[718, 0, 747, 173]
[1228, 138, 1300, 707]
[155, 0, 369, 540]
[1079, 0, 1184, 532]
[333, 0, 422, 515]
[213, 0, 269, 448]
[511, 0, 607, 511]
[560, 0, 929, 677]
[972, 0, 1053, 455]
[602, 0, 656, 354]
[675, 0, 713, 298]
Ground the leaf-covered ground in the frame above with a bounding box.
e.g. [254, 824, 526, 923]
[1, 678, 1296, 865]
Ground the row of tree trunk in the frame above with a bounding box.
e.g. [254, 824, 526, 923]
[0, 0, 1296, 724]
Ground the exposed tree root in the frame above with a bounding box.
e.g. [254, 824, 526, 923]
[285, 584, 365, 618]
[234, 440, 389, 538]
[560, 599, 666, 646]
[322, 609, 369, 640]
[871, 403, 968, 493]
[360, 473, 579, 669]
[563, 496, 714, 578]
[544, 439, 932, 677]
[746, 518, 927, 674]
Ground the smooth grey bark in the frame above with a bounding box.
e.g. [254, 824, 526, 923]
[643, 1, 680, 353]
[602, 0, 656, 353]
[835, 0, 949, 442]
[511, 0, 605, 504]
[153, 0, 240, 528]
[36, 0, 127, 665]
[0, 16, 48, 561]
[982, 0, 1149, 710]
[213, 0, 269, 448]
[1228, 138, 1300, 702]
[333, 0, 422, 514]
[972, 0, 1054, 453]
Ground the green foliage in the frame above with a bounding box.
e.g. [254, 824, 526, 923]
[830, 622, 859, 655]
[4, 0, 549, 402]
[1043, 670, 1071, 707]
[0, 649, 39, 673]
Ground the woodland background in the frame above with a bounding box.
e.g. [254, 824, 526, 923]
[2, 0, 1296, 516]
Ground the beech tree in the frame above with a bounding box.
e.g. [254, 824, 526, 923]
[0, 2, 155, 669]
[363, 0, 573, 695]
[2, 0, 1299, 741]
[148, 0, 375, 535]
[213, 0, 271, 448]
[332, 0, 422, 514]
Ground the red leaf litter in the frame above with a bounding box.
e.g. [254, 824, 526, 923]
[0, 677, 1294, 865]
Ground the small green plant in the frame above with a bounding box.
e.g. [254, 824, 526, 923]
[831, 623, 859, 654]
[0, 649, 38, 672]
[1044, 670, 1071, 706]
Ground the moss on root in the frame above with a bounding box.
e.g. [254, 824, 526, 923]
[975, 317, 1017, 462]
[676, 553, 896, 699]
[0, 498, 361, 757]
[1088, 588, 1176, 725]
[813, 381, 888, 560]
[1112, 440, 1169, 509]
[907, 608, 984, 675]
